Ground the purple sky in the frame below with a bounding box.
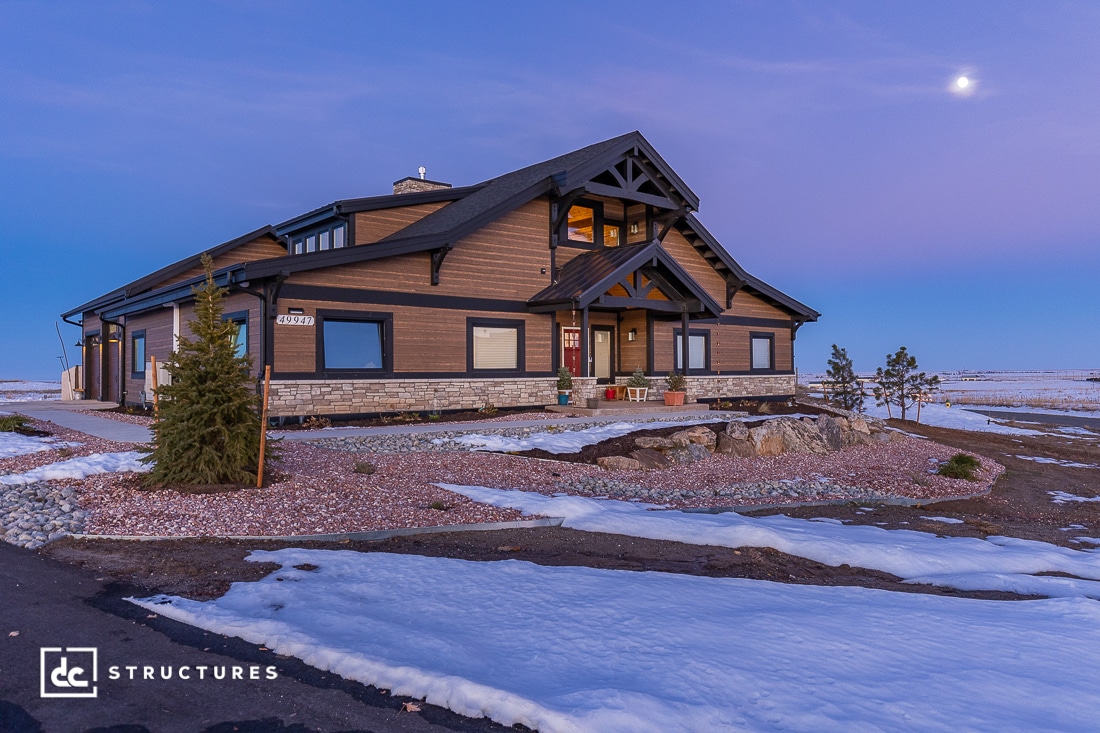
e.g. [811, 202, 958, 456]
[2, 1, 1098, 378]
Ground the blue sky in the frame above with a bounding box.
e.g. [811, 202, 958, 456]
[2, 1, 1098, 378]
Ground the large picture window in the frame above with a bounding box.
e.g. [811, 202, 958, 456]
[468, 318, 524, 373]
[323, 320, 385, 370]
[750, 332, 775, 371]
[674, 330, 709, 372]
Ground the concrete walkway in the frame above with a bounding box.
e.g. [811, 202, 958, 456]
[4, 400, 152, 443]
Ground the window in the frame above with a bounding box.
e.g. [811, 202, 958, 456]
[751, 332, 775, 370]
[291, 222, 347, 255]
[674, 330, 709, 371]
[468, 319, 524, 372]
[323, 320, 385, 370]
[222, 312, 249, 358]
[563, 200, 623, 247]
[130, 331, 146, 377]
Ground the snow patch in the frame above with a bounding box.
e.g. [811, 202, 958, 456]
[0, 451, 148, 485]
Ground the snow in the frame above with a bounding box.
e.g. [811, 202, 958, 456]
[861, 399, 1045, 436]
[443, 486, 1100, 599]
[0, 431, 78, 459]
[0, 451, 148, 485]
[134, 549, 1100, 733]
[452, 418, 720, 454]
[1015, 455, 1098, 468]
[1049, 491, 1100, 505]
[0, 379, 62, 402]
[922, 516, 965, 524]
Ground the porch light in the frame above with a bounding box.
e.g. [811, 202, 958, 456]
[288, 307, 305, 315]
[628, 329, 637, 342]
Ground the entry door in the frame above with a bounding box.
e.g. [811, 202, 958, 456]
[86, 342, 101, 400]
[561, 327, 581, 376]
[592, 327, 613, 381]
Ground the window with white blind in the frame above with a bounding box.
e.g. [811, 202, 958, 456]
[751, 332, 774, 370]
[468, 319, 524, 372]
[674, 331, 709, 372]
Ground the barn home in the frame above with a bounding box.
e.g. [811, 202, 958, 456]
[62, 132, 818, 417]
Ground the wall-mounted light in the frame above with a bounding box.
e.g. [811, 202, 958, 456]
[629, 222, 639, 235]
[540, 267, 547, 275]
[288, 308, 305, 315]
[75, 340, 84, 348]
[628, 328, 637, 342]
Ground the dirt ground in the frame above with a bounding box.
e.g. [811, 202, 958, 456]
[42, 416, 1100, 605]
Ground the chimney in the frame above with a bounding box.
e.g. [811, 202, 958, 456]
[393, 166, 451, 195]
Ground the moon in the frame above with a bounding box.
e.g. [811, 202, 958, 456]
[949, 73, 977, 97]
[955, 76, 970, 89]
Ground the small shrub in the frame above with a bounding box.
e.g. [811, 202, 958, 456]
[56, 447, 74, 458]
[0, 415, 28, 432]
[937, 453, 981, 480]
[353, 461, 375, 475]
[711, 400, 735, 411]
[556, 366, 573, 391]
[665, 371, 686, 392]
[397, 411, 421, 422]
[428, 412, 441, 421]
[429, 500, 449, 511]
[478, 402, 498, 416]
[302, 415, 331, 429]
[627, 367, 650, 389]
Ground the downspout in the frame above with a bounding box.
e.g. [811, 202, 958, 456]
[231, 280, 270, 379]
[61, 314, 84, 397]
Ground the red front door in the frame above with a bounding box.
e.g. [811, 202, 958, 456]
[562, 327, 580, 376]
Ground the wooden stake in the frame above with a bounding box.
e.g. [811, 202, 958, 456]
[257, 364, 271, 489]
[150, 355, 160, 419]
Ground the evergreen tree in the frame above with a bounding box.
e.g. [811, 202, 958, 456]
[825, 344, 863, 412]
[873, 346, 940, 421]
[143, 255, 270, 487]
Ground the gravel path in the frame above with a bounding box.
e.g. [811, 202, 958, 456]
[1, 413, 1002, 544]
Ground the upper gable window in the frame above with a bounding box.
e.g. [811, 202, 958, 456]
[291, 222, 346, 255]
[565, 201, 623, 248]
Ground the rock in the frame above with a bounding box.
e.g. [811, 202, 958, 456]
[630, 448, 673, 470]
[635, 436, 675, 450]
[668, 426, 717, 451]
[850, 418, 872, 434]
[716, 432, 756, 457]
[816, 415, 849, 451]
[749, 417, 830, 457]
[596, 455, 643, 471]
[724, 421, 750, 440]
[666, 443, 712, 465]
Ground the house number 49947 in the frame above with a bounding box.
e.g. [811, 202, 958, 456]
[276, 315, 315, 326]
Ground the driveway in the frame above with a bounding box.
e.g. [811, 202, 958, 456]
[0, 541, 507, 733]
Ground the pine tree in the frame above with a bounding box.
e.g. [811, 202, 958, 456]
[143, 255, 270, 487]
[825, 344, 863, 412]
[873, 346, 940, 421]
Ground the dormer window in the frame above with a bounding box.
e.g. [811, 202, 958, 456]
[564, 201, 623, 248]
[291, 222, 346, 255]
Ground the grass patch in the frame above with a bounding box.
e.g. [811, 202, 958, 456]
[0, 415, 29, 432]
[937, 453, 981, 481]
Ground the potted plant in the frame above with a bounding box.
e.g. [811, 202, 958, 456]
[664, 370, 687, 406]
[556, 366, 573, 405]
[626, 367, 650, 402]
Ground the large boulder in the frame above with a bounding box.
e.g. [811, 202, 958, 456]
[749, 417, 830, 457]
[716, 421, 755, 457]
[597, 455, 643, 471]
[816, 414, 849, 451]
[635, 436, 675, 450]
[629, 448, 673, 470]
[665, 443, 712, 465]
[669, 426, 717, 451]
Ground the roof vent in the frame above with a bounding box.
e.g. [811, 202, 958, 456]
[393, 168, 451, 195]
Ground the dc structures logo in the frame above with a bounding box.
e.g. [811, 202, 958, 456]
[40, 647, 98, 698]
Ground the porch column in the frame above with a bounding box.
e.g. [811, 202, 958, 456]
[681, 308, 690, 375]
[580, 307, 590, 377]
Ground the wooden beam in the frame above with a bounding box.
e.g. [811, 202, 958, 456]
[581, 307, 590, 378]
[430, 245, 452, 286]
[584, 182, 676, 210]
[596, 295, 699, 312]
[726, 278, 745, 309]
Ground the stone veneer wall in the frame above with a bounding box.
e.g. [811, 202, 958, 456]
[266, 373, 796, 417]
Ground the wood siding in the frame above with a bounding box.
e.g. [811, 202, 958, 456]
[273, 297, 551, 376]
[651, 320, 792, 374]
[354, 202, 450, 244]
[159, 237, 286, 289]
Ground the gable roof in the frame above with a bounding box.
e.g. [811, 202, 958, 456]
[529, 241, 724, 318]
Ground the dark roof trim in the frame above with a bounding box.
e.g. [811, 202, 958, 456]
[98, 265, 248, 320]
[61, 225, 278, 320]
[678, 214, 820, 320]
[274, 185, 484, 237]
[529, 242, 724, 318]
